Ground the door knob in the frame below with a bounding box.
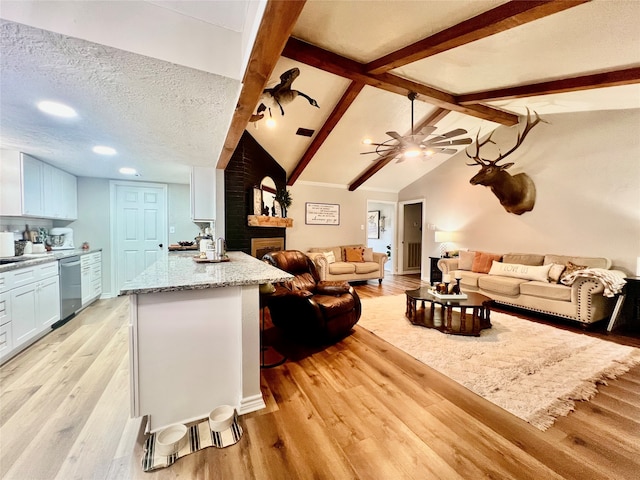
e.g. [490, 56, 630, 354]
[159, 243, 163, 248]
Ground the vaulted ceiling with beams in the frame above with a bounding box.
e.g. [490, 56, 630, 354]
[222, 0, 640, 193]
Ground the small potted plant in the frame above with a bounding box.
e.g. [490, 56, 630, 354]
[274, 188, 292, 218]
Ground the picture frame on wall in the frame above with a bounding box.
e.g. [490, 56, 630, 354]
[252, 187, 263, 215]
[305, 202, 340, 225]
[367, 210, 380, 239]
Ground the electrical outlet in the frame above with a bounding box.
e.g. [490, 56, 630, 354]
[361, 224, 364, 230]
[169, 226, 175, 234]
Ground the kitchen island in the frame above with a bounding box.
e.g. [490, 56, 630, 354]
[120, 251, 292, 432]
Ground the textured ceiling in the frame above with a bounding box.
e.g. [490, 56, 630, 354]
[0, 20, 240, 183]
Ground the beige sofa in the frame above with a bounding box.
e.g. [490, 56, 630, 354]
[307, 245, 388, 284]
[438, 251, 625, 325]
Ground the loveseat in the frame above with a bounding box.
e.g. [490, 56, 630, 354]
[438, 251, 626, 325]
[307, 245, 388, 284]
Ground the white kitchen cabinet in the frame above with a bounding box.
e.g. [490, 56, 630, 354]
[0, 262, 60, 364]
[10, 282, 39, 345]
[21, 154, 45, 217]
[43, 164, 78, 220]
[61, 170, 78, 219]
[81, 252, 102, 307]
[0, 293, 12, 359]
[38, 275, 61, 328]
[190, 166, 216, 221]
[0, 321, 12, 359]
[0, 149, 77, 220]
[81, 256, 92, 306]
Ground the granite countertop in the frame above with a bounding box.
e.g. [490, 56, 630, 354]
[119, 251, 293, 295]
[0, 248, 102, 273]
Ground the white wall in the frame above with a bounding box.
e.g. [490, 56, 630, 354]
[286, 182, 397, 252]
[399, 109, 640, 276]
[168, 183, 199, 244]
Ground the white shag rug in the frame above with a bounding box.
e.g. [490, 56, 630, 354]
[358, 295, 640, 430]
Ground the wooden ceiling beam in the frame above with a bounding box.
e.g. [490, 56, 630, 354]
[457, 66, 640, 104]
[283, 37, 519, 126]
[287, 81, 366, 185]
[216, 0, 306, 170]
[365, 0, 590, 75]
[349, 108, 450, 191]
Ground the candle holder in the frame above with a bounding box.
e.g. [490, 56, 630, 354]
[451, 278, 462, 295]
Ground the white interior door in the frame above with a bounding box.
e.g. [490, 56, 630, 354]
[112, 182, 167, 292]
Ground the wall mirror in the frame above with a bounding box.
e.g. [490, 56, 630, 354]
[259, 176, 280, 216]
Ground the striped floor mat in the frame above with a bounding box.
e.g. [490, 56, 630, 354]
[142, 412, 243, 472]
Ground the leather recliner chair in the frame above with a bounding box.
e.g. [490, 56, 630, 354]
[262, 250, 361, 343]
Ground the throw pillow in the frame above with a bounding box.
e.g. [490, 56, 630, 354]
[488, 261, 551, 282]
[363, 247, 374, 262]
[560, 261, 587, 282]
[345, 246, 365, 262]
[548, 263, 566, 283]
[323, 250, 336, 264]
[458, 250, 475, 270]
[471, 251, 502, 274]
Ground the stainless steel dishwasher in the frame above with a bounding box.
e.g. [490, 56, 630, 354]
[58, 255, 81, 324]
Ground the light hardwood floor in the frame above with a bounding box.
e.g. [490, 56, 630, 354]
[1, 274, 638, 479]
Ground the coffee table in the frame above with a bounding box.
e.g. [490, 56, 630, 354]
[405, 287, 492, 336]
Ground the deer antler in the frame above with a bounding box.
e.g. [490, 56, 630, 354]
[466, 109, 546, 167]
[465, 129, 497, 166]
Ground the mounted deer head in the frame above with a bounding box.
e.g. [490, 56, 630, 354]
[466, 109, 546, 215]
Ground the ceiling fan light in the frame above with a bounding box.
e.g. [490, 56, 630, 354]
[404, 148, 421, 158]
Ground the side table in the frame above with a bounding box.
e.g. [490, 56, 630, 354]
[607, 277, 640, 333]
[429, 257, 442, 284]
[259, 291, 286, 368]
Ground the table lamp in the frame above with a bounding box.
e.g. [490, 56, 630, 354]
[434, 231, 456, 258]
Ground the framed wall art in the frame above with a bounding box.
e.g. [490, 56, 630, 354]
[367, 210, 380, 239]
[305, 202, 340, 225]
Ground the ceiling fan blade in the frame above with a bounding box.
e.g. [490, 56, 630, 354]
[439, 128, 468, 139]
[421, 148, 458, 156]
[416, 126, 437, 137]
[386, 131, 411, 146]
[425, 138, 473, 147]
[386, 131, 403, 140]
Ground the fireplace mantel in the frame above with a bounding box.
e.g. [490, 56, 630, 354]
[247, 215, 293, 228]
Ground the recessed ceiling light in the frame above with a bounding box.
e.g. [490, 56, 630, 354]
[362, 138, 372, 145]
[37, 100, 77, 118]
[265, 117, 276, 128]
[119, 167, 138, 176]
[92, 145, 117, 155]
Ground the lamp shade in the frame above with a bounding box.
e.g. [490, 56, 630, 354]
[434, 231, 455, 243]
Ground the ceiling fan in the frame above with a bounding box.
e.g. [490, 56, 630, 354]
[361, 92, 472, 163]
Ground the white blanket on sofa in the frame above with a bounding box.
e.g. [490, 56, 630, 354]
[560, 268, 626, 297]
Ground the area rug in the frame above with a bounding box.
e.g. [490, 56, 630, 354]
[358, 295, 640, 430]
